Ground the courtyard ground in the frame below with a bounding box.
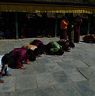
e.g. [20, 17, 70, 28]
[0, 37, 95, 96]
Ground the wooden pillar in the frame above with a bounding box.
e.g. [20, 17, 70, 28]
[15, 12, 19, 39]
[87, 14, 92, 34]
[54, 14, 57, 37]
[87, 22, 90, 34]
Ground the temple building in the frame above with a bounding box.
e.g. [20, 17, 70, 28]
[0, 0, 95, 39]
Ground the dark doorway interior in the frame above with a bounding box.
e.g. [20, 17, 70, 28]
[0, 12, 94, 39]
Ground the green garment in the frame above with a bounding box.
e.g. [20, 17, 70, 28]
[50, 42, 62, 52]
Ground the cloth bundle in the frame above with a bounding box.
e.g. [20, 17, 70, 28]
[83, 34, 95, 43]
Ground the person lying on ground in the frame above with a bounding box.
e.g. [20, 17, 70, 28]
[22, 44, 38, 58]
[45, 41, 64, 55]
[57, 39, 75, 51]
[1, 48, 36, 70]
[0, 55, 10, 76]
[30, 39, 45, 56]
[0, 55, 10, 83]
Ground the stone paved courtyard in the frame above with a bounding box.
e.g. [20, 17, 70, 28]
[0, 37, 95, 96]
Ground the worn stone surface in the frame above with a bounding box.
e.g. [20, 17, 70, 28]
[0, 37, 95, 96]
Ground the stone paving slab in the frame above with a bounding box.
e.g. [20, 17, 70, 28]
[52, 71, 69, 83]
[57, 59, 88, 70]
[77, 67, 95, 80]
[15, 74, 37, 91]
[15, 87, 58, 96]
[64, 68, 87, 82]
[36, 72, 55, 88]
[32, 62, 48, 74]
[34, 87, 58, 96]
[15, 89, 36, 96]
[0, 76, 15, 93]
[54, 81, 82, 96]
[0, 92, 14, 96]
[46, 63, 64, 72]
[76, 81, 95, 96]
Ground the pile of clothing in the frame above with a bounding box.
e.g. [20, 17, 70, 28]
[83, 34, 95, 43]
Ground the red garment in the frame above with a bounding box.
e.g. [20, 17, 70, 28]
[60, 19, 68, 30]
[12, 48, 29, 69]
[74, 24, 80, 43]
[60, 19, 68, 40]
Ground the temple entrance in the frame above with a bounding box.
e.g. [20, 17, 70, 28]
[0, 12, 95, 39]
